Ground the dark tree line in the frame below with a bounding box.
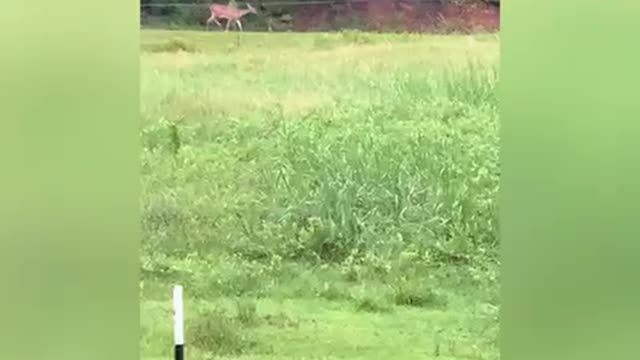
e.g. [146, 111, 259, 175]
[140, 0, 498, 30]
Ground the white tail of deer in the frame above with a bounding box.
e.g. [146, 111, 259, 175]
[206, 3, 257, 32]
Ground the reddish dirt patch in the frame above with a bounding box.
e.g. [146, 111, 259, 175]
[290, 0, 499, 33]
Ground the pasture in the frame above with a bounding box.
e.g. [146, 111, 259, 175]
[140, 29, 500, 359]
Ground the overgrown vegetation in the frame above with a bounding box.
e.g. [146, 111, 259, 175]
[140, 30, 499, 360]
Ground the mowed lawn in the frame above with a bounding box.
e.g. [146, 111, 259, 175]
[140, 29, 500, 360]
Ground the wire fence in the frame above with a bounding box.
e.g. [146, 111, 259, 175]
[141, 0, 452, 7]
[140, 0, 500, 33]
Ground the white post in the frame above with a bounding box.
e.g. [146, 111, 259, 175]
[173, 285, 185, 360]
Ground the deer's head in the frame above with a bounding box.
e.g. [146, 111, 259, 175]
[246, 3, 258, 14]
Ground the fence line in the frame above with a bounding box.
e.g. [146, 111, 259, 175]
[141, 0, 452, 8]
[141, 0, 500, 32]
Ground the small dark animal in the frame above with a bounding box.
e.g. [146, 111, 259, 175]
[259, 5, 294, 32]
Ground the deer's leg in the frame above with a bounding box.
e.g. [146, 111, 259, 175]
[236, 20, 243, 32]
[225, 19, 232, 32]
[207, 15, 222, 31]
[213, 18, 223, 29]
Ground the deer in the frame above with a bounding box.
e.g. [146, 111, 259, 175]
[259, 4, 293, 32]
[206, 3, 258, 32]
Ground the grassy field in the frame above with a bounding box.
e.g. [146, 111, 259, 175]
[140, 29, 500, 360]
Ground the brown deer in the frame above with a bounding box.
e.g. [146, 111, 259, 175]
[206, 3, 258, 32]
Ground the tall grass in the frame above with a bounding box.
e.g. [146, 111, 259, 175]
[141, 39, 499, 266]
[140, 30, 500, 360]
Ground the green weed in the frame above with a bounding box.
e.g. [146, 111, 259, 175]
[340, 29, 376, 45]
[392, 278, 447, 308]
[353, 289, 394, 313]
[188, 307, 258, 356]
[235, 297, 261, 327]
[143, 37, 200, 53]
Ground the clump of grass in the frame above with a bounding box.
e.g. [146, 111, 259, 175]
[312, 34, 336, 50]
[340, 252, 392, 283]
[235, 297, 260, 327]
[317, 281, 351, 301]
[439, 61, 499, 106]
[340, 29, 375, 45]
[354, 293, 394, 313]
[144, 37, 200, 53]
[186, 257, 276, 298]
[473, 33, 500, 42]
[168, 121, 181, 155]
[263, 312, 300, 329]
[188, 307, 258, 356]
[392, 280, 447, 308]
